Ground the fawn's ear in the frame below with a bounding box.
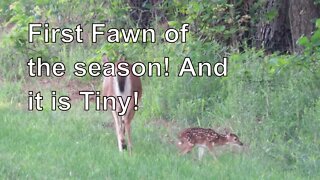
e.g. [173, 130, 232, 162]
[224, 128, 230, 135]
[102, 54, 109, 63]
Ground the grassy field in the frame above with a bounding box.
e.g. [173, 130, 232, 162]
[0, 99, 307, 179]
[0, 74, 318, 179]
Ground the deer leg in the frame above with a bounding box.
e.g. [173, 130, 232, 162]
[207, 145, 218, 160]
[204, 143, 217, 160]
[179, 143, 193, 155]
[124, 121, 132, 155]
[198, 147, 205, 160]
[119, 116, 127, 150]
[180, 147, 192, 155]
[112, 111, 123, 152]
[209, 151, 218, 161]
[124, 110, 135, 155]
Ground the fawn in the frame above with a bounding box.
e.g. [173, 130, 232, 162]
[177, 127, 243, 160]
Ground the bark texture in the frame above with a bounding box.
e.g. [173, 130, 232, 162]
[255, 0, 292, 53]
[289, 0, 320, 52]
[255, 0, 320, 53]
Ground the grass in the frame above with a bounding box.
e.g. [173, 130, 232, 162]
[0, 97, 314, 179]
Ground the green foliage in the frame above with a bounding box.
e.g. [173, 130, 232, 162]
[265, 8, 278, 21]
[1, 1, 36, 54]
[0, 0, 128, 61]
[164, 0, 238, 43]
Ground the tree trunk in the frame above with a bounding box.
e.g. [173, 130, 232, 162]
[255, 0, 320, 53]
[255, 0, 292, 54]
[289, 0, 320, 52]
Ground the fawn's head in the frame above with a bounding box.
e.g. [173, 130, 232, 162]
[225, 133, 243, 146]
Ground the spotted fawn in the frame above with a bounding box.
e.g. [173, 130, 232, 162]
[177, 127, 243, 159]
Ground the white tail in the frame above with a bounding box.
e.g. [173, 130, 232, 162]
[102, 54, 142, 154]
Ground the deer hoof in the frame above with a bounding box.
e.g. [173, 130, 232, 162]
[122, 143, 127, 150]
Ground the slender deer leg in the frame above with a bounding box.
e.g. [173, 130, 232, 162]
[179, 144, 193, 155]
[198, 147, 205, 160]
[119, 116, 127, 150]
[180, 147, 192, 155]
[125, 121, 132, 155]
[208, 147, 218, 160]
[205, 143, 218, 160]
[112, 111, 123, 152]
[208, 150, 218, 160]
[125, 110, 135, 155]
